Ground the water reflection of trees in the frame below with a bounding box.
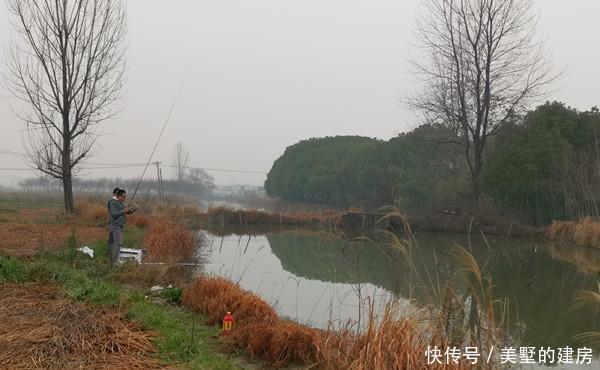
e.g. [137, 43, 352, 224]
[267, 232, 600, 351]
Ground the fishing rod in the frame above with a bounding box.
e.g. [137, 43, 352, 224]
[131, 82, 185, 202]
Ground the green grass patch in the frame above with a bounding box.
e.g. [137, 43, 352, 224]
[2, 232, 242, 369]
[161, 286, 183, 304]
[0, 191, 63, 211]
[128, 296, 239, 369]
[0, 253, 27, 282]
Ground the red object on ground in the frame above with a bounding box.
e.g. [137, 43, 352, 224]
[222, 311, 234, 335]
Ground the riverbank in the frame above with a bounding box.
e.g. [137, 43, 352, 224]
[0, 195, 498, 369]
[0, 197, 248, 369]
[0, 242, 244, 369]
[182, 275, 474, 369]
[199, 205, 541, 238]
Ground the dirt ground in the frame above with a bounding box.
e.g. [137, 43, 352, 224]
[0, 208, 106, 257]
[0, 283, 162, 369]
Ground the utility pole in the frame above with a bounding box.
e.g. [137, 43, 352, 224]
[159, 167, 165, 199]
[153, 161, 163, 201]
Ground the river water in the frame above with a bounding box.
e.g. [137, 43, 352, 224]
[199, 229, 600, 357]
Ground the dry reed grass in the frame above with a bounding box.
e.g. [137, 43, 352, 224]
[547, 218, 600, 249]
[75, 198, 151, 228]
[0, 283, 161, 369]
[147, 202, 202, 228]
[546, 220, 577, 240]
[75, 199, 108, 225]
[206, 206, 343, 228]
[182, 276, 277, 325]
[143, 221, 198, 263]
[321, 302, 467, 370]
[571, 285, 600, 346]
[230, 321, 325, 368]
[128, 213, 151, 228]
[182, 276, 471, 369]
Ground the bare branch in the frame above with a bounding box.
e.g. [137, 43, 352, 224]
[4, 0, 127, 212]
[408, 0, 558, 202]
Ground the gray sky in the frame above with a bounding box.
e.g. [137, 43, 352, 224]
[0, 0, 599, 187]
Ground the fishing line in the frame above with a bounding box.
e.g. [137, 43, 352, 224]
[131, 81, 185, 200]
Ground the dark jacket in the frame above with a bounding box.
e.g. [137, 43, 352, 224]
[108, 198, 126, 227]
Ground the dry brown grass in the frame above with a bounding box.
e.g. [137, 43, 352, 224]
[142, 221, 198, 263]
[547, 218, 600, 249]
[75, 198, 151, 229]
[230, 321, 325, 368]
[322, 305, 461, 370]
[0, 208, 62, 224]
[0, 283, 161, 369]
[128, 213, 151, 228]
[0, 202, 107, 257]
[182, 276, 277, 325]
[143, 201, 203, 228]
[0, 223, 106, 257]
[75, 199, 108, 225]
[182, 276, 470, 369]
[546, 220, 577, 240]
[205, 206, 344, 228]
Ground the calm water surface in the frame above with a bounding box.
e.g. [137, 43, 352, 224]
[199, 229, 600, 356]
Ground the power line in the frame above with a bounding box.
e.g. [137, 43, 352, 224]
[0, 164, 268, 173]
[0, 149, 28, 158]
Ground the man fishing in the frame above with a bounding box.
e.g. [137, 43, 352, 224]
[107, 189, 135, 266]
[106, 187, 121, 251]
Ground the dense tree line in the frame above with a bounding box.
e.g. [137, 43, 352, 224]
[485, 102, 600, 224]
[266, 102, 600, 225]
[265, 127, 469, 212]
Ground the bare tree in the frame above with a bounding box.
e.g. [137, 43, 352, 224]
[172, 142, 190, 182]
[4, 0, 127, 213]
[409, 0, 557, 204]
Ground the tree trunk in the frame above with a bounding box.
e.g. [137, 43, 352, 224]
[471, 171, 482, 207]
[62, 169, 74, 213]
[62, 113, 74, 214]
[471, 148, 483, 207]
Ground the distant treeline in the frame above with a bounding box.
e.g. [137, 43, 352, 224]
[19, 171, 215, 198]
[265, 102, 600, 225]
[265, 127, 468, 211]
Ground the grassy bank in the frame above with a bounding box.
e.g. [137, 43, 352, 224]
[0, 236, 242, 369]
[0, 194, 508, 369]
[180, 274, 484, 369]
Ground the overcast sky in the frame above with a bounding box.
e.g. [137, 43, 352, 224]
[0, 0, 599, 187]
